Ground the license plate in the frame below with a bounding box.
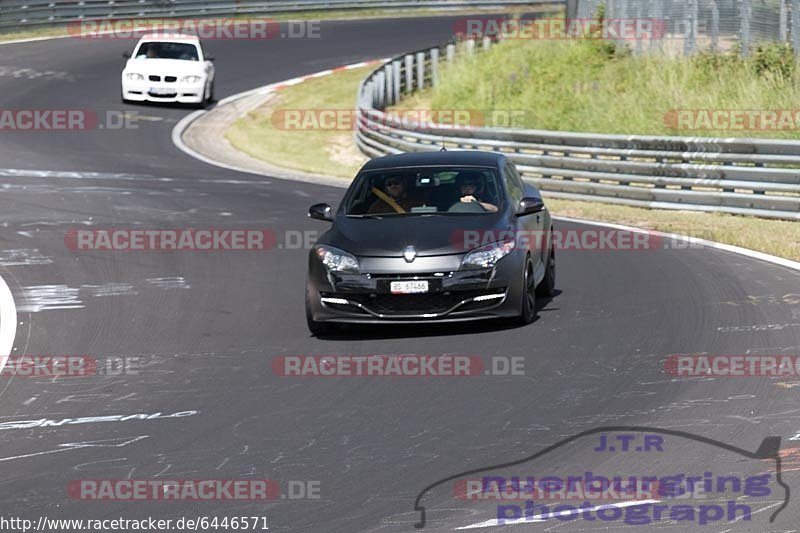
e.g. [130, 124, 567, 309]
[390, 280, 429, 294]
[149, 87, 174, 95]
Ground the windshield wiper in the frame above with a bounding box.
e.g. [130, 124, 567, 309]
[346, 214, 384, 219]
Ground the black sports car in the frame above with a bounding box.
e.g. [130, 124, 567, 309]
[305, 150, 555, 334]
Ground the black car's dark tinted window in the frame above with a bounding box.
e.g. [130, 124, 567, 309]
[343, 167, 502, 216]
[503, 162, 524, 206]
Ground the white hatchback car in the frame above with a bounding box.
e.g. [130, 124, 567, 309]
[121, 33, 215, 106]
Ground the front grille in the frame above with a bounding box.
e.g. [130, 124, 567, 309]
[165, 76, 177, 83]
[347, 290, 497, 315]
[148, 75, 161, 82]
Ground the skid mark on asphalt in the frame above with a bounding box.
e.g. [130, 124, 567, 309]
[145, 277, 191, 290]
[17, 284, 82, 312]
[717, 323, 800, 333]
[0, 249, 52, 266]
[16, 279, 193, 312]
[0, 66, 74, 81]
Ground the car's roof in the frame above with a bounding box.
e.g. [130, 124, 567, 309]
[360, 150, 505, 172]
[136, 33, 201, 44]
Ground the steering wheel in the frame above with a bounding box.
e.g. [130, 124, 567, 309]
[447, 198, 487, 213]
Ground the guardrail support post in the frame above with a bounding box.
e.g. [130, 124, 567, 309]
[430, 48, 440, 86]
[404, 54, 414, 94]
[465, 39, 475, 55]
[482, 36, 491, 50]
[375, 71, 385, 109]
[365, 81, 375, 108]
[416, 52, 425, 91]
[384, 64, 393, 106]
[446, 43, 455, 62]
[392, 61, 401, 103]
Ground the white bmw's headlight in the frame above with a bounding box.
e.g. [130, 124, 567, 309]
[125, 73, 144, 81]
[461, 239, 516, 270]
[315, 245, 360, 273]
[180, 75, 203, 83]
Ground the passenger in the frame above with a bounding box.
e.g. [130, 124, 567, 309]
[368, 175, 417, 214]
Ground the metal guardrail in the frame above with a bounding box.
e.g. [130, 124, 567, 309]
[0, 0, 554, 30]
[355, 38, 800, 220]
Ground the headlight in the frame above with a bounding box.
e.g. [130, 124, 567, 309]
[315, 245, 359, 273]
[180, 75, 203, 83]
[461, 239, 515, 270]
[125, 73, 144, 81]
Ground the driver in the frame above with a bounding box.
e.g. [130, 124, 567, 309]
[368, 175, 417, 214]
[455, 171, 498, 212]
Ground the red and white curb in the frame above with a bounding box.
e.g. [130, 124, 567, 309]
[171, 58, 387, 176]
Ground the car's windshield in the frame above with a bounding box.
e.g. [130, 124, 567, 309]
[342, 166, 502, 216]
[135, 41, 199, 61]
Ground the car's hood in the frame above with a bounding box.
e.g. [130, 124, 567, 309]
[124, 58, 205, 75]
[326, 214, 509, 257]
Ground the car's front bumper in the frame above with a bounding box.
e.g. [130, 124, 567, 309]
[122, 79, 206, 103]
[307, 253, 524, 324]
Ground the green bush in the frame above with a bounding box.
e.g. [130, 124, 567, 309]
[751, 42, 795, 79]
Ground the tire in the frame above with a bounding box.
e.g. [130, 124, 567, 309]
[208, 80, 215, 103]
[536, 244, 556, 297]
[305, 287, 336, 336]
[517, 256, 536, 325]
[194, 83, 211, 109]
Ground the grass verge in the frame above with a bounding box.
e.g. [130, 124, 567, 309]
[424, 36, 800, 138]
[223, 38, 799, 262]
[226, 65, 372, 178]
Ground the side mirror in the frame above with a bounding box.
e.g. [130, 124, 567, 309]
[516, 197, 545, 217]
[205, 55, 216, 62]
[308, 203, 333, 222]
[122, 51, 131, 59]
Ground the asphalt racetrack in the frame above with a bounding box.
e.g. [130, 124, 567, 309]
[0, 15, 799, 532]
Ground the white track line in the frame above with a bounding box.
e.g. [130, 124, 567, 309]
[171, 58, 387, 176]
[552, 215, 800, 273]
[0, 274, 18, 374]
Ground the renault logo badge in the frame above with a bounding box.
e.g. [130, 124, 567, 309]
[403, 245, 416, 263]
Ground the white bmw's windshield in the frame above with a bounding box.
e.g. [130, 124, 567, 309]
[135, 42, 199, 61]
